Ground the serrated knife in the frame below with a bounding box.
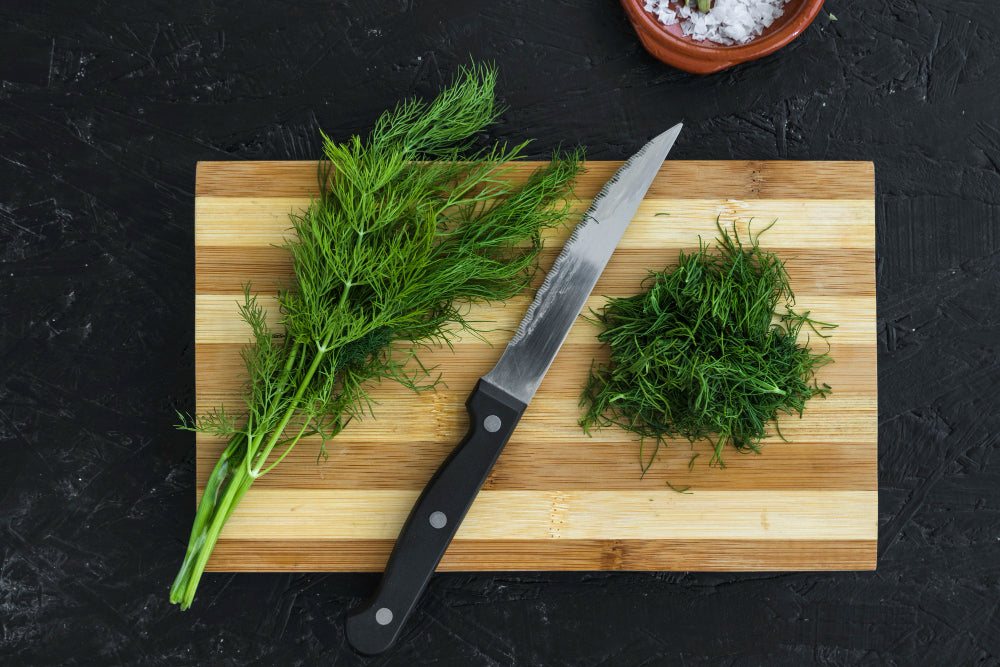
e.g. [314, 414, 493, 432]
[345, 123, 683, 655]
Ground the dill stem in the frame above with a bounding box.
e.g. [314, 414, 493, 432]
[270, 340, 301, 400]
[168, 431, 243, 605]
[338, 282, 353, 311]
[174, 339, 331, 609]
[176, 465, 254, 609]
[250, 340, 330, 476]
[258, 418, 312, 477]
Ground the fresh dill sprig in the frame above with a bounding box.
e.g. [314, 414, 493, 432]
[170, 64, 584, 610]
[579, 220, 835, 477]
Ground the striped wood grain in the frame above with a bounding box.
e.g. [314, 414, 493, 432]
[194, 160, 877, 572]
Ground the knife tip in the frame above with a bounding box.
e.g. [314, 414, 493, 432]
[650, 123, 683, 156]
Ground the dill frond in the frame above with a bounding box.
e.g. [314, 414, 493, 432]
[171, 64, 584, 610]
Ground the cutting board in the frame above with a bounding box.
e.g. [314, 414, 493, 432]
[195, 160, 877, 572]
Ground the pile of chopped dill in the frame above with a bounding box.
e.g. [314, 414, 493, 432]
[579, 221, 834, 476]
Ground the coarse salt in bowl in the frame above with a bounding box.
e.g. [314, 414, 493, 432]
[621, 0, 825, 73]
[648, 0, 789, 46]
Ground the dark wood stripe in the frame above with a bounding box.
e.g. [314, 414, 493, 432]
[205, 538, 877, 572]
[194, 438, 877, 493]
[196, 160, 875, 200]
[195, 245, 876, 297]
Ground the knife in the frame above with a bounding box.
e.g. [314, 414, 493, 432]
[345, 123, 683, 655]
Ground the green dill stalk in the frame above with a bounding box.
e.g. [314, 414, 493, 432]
[171, 64, 584, 609]
[579, 220, 835, 477]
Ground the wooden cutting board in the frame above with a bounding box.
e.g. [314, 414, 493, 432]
[195, 160, 877, 572]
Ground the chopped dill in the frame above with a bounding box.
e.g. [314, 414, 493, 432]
[665, 480, 693, 494]
[579, 220, 835, 475]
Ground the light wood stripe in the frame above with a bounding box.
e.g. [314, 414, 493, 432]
[194, 160, 877, 572]
[195, 198, 875, 248]
[213, 489, 876, 541]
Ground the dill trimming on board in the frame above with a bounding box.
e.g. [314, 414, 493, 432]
[170, 65, 584, 610]
[579, 221, 835, 478]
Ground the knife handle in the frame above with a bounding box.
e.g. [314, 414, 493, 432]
[344, 379, 527, 655]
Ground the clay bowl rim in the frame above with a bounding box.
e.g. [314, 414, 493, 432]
[624, 0, 826, 72]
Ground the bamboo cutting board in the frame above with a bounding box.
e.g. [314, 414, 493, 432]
[195, 160, 877, 572]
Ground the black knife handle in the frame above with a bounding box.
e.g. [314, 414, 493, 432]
[344, 379, 527, 655]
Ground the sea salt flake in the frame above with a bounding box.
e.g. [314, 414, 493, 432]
[644, 0, 790, 46]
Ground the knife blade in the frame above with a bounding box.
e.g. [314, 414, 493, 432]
[345, 123, 683, 655]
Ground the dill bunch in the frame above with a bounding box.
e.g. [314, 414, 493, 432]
[171, 64, 584, 610]
[579, 221, 835, 475]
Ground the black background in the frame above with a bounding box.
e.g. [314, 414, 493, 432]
[2, 1, 999, 664]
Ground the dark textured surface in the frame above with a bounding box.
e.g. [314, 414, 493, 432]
[1, 1, 998, 664]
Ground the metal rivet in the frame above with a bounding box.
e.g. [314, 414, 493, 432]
[375, 607, 393, 626]
[429, 511, 447, 529]
[484, 414, 502, 432]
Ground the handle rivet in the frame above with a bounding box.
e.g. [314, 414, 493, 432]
[429, 511, 447, 529]
[375, 607, 393, 625]
[484, 414, 502, 432]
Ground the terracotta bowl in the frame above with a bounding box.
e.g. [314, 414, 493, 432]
[621, 0, 825, 74]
